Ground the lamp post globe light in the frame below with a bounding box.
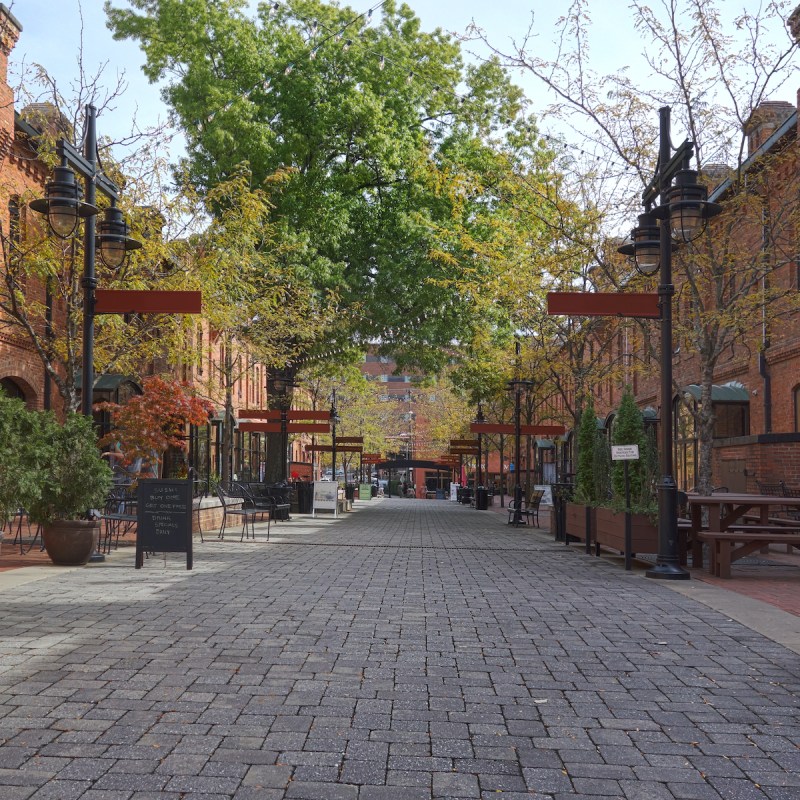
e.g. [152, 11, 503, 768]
[618, 106, 721, 580]
[30, 104, 141, 417]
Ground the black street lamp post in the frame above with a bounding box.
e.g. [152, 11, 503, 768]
[330, 389, 339, 486]
[618, 106, 720, 580]
[30, 104, 141, 417]
[271, 372, 294, 483]
[475, 402, 485, 489]
[507, 341, 534, 527]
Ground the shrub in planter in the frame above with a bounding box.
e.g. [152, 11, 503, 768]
[567, 395, 602, 543]
[28, 413, 113, 566]
[574, 395, 599, 504]
[610, 387, 657, 514]
[595, 387, 659, 555]
[0, 393, 49, 531]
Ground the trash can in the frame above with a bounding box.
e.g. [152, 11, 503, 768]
[460, 487, 473, 505]
[345, 484, 355, 502]
[551, 482, 574, 541]
[294, 481, 313, 514]
[475, 486, 489, 510]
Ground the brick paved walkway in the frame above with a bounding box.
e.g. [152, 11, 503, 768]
[1, 498, 799, 799]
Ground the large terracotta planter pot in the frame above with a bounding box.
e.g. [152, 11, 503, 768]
[565, 502, 595, 544]
[42, 519, 100, 566]
[595, 507, 658, 555]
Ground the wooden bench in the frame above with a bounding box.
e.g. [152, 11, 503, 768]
[696, 529, 800, 578]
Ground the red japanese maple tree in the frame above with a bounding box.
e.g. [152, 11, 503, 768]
[97, 377, 215, 478]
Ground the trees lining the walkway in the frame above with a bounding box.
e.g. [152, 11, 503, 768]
[469, 0, 800, 490]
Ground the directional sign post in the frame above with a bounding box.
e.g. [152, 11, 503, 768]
[546, 291, 660, 319]
[611, 444, 640, 570]
[95, 290, 202, 315]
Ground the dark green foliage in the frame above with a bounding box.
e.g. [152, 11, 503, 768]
[593, 430, 611, 504]
[574, 395, 597, 504]
[27, 413, 113, 525]
[610, 387, 657, 514]
[0, 393, 48, 523]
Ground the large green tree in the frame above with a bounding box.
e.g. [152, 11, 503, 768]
[106, 0, 560, 376]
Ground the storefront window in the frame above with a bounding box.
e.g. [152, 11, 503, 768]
[795, 385, 800, 432]
[674, 394, 697, 491]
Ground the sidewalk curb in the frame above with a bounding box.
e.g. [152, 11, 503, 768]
[662, 578, 800, 655]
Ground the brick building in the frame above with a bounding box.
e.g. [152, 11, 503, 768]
[554, 94, 800, 493]
[0, 5, 48, 408]
[0, 5, 311, 489]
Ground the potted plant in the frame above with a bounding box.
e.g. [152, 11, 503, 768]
[594, 388, 659, 555]
[27, 412, 113, 566]
[566, 394, 600, 545]
[0, 393, 48, 543]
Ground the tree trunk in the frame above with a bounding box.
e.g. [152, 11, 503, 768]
[221, 345, 234, 485]
[262, 366, 296, 484]
[696, 372, 716, 494]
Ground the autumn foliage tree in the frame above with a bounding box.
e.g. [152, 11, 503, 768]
[97, 377, 215, 478]
[473, 0, 800, 491]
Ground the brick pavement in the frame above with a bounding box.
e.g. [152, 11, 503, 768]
[0, 497, 799, 799]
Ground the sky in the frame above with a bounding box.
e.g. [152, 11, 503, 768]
[7, 0, 799, 167]
[6, 0, 649, 149]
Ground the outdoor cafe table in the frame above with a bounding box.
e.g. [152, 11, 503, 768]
[688, 492, 800, 577]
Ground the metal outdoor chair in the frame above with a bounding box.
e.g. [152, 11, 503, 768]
[507, 489, 545, 527]
[214, 484, 257, 542]
[102, 484, 138, 553]
[525, 489, 545, 527]
[758, 480, 800, 522]
[5, 508, 42, 554]
[235, 482, 272, 539]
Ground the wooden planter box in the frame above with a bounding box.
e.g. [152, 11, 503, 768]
[565, 502, 595, 544]
[595, 506, 659, 555]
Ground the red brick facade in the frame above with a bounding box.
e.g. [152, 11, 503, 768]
[0, 5, 49, 409]
[570, 97, 800, 492]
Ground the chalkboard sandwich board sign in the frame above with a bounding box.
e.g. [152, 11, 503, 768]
[136, 479, 193, 569]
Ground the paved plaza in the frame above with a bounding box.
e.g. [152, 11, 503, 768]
[1, 498, 799, 799]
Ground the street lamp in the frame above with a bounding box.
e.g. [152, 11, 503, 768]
[507, 341, 534, 526]
[475, 402, 485, 489]
[30, 105, 141, 417]
[618, 106, 721, 580]
[330, 389, 340, 486]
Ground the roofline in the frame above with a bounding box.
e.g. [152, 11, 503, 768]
[0, 3, 22, 33]
[14, 111, 40, 140]
[709, 109, 798, 203]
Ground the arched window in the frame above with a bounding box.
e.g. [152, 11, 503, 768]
[0, 377, 26, 400]
[674, 393, 698, 491]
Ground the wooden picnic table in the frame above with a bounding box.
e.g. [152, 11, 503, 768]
[688, 492, 800, 578]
